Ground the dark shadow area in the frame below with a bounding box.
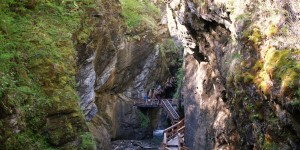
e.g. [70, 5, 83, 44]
[192, 45, 209, 63]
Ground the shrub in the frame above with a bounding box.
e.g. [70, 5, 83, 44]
[139, 111, 150, 128]
[80, 132, 96, 150]
[173, 65, 184, 99]
[120, 0, 160, 30]
[160, 38, 179, 53]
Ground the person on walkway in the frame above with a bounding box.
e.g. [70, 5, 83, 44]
[166, 78, 172, 88]
[148, 89, 154, 102]
[155, 85, 162, 105]
[143, 94, 148, 103]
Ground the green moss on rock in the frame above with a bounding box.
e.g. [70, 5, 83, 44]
[254, 47, 300, 97]
[80, 132, 97, 150]
[0, 1, 97, 148]
[243, 72, 254, 83]
[120, 0, 161, 32]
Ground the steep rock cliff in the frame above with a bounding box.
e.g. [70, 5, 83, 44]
[166, 0, 300, 149]
[75, 0, 179, 149]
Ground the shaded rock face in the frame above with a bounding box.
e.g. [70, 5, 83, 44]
[167, 2, 237, 149]
[76, 37, 97, 121]
[112, 100, 156, 140]
[0, 105, 23, 144]
[75, 0, 175, 149]
[166, 0, 300, 149]
[74, 1, 124, 148]
[90, 32, 170, 142]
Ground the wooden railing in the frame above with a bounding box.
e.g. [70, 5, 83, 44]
[133, 99, 177, 107]
[161, 119, 189, 149]
[164, 119, 184, 142]
[161, 100, 180, 124]
[134, 99, 159, 106]
[178, 126, 189, 150]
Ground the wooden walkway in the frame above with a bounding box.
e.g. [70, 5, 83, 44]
[160, 119, 189, 150]
[134, 99, 179, 124]
[133, 99, 177, 108]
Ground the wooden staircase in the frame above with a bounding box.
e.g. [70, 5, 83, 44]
[161, 99, 180, 124]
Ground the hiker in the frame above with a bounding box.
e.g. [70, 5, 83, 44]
[154, 85, 162, 105]
[171, 76, 176, 84]
[165, 78, 172, 88]
[153, 86, 159, 97]
[143, 93, 148, 103]
[148, 89, 154, 102]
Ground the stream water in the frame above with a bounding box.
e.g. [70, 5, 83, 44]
[111, 130, 164, 150]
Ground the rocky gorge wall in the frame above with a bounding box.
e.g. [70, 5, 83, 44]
[3, 0, 299, 149]
[0, 1, 98, 149]
[0, 0, 179, 149]
[75, 0, 179, 149]
[166, 0, 300, 149]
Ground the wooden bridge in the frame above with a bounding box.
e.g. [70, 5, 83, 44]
[134, 99, 177, 107]
[134, 99, 179, 124]
[133, 99, 161, 108]
[134, 99, 188, 149]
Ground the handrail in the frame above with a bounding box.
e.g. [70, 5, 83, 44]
[161, 100, 180, 121]
[161, 119, 188, 149]
[162, 100, 175, 119]
[164, 119, 184, 132]
[167, 100, 179, 119]
[134, 99, 177, 105]
[177, 126, 185, 134]
[163, 120, 184, 142]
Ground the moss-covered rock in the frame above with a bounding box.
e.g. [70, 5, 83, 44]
[46, 113, 87, 146]
[0, 1, 97, 149]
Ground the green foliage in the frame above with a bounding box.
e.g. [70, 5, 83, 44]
[235, 12, 251, 21]
[252, 47, 300, 98]
[266, 23, 278, 37]
[243, 72, 254, 83]
[251, 113, 263, 121]
[160, 38, 179, 53]
[248, 27, 262, 45]
[138, 111, 150, 128]
[253, 60, 263, 71]
[0, 0, 96, 148]
[297, 88, 300, 97]
[80, 132, 97, 150]
[290, 100, 300, 107]
[173, 65, 184, 99]
[232, 53, 242, 60]
[120, 0, 160, 30]
[4, 131, 54, 150]
[264, 49, 299, 91]
[263, 141, 279, 150]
